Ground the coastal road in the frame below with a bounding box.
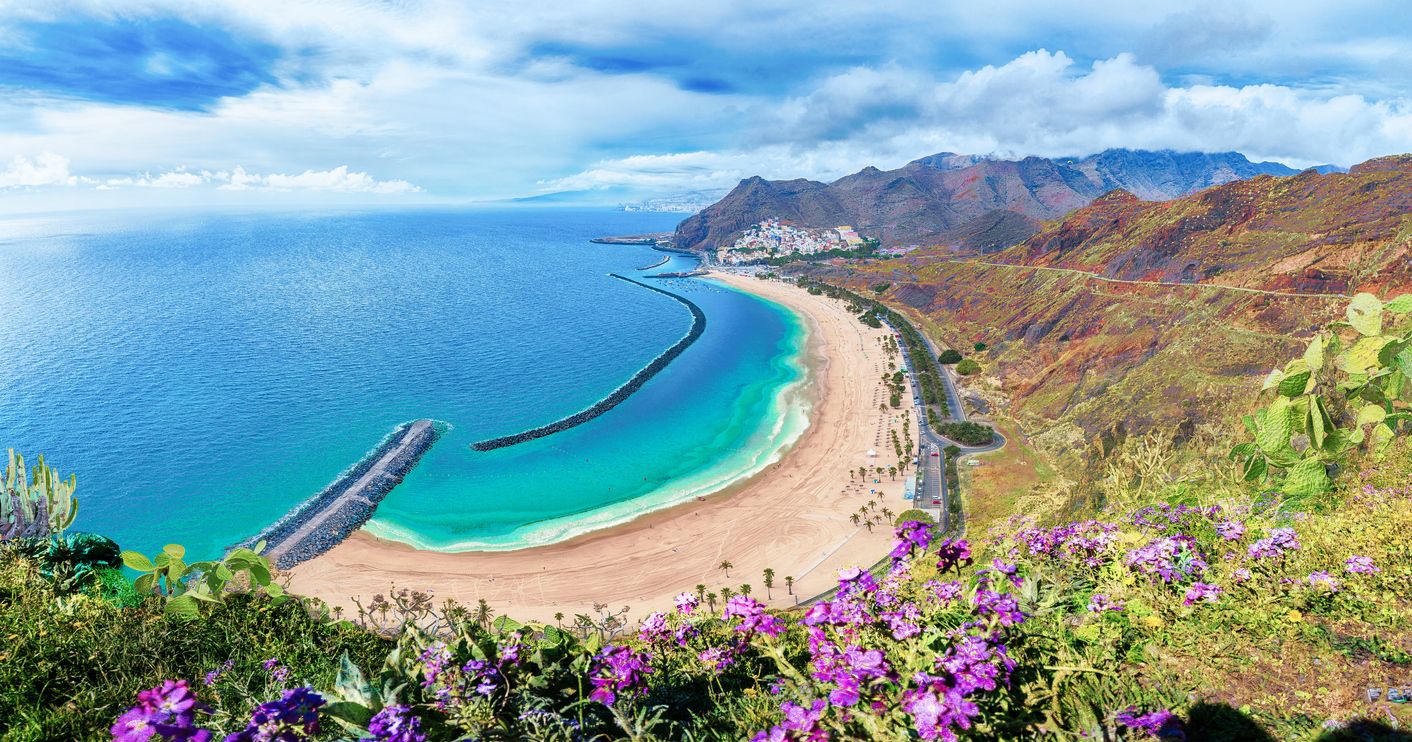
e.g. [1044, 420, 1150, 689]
[880, 314, 1006, 534]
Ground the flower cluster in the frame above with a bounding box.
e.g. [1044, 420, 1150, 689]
[1345, 555, 1380, 574]
[1307, 571, 1341, 592]
[1010, 519, 1118, 567]
[112, 680, 212, 742]
[363, 704, 426, 742]
[1247, 527, 1300, 560]
[203, 660, 234, 688]
[417, 640, 522, 711]
[1126, 535, 1208, 584]
[588, 645, 651, 706]
[890, 519, 935, 561]
[1182, 582, 1222, 606]
[225, 687, 325, 742]
[725, 595, 785, 637]
[674, 591, 700, 614]
[1131, 503, 1222, 534]
[1115, 706, 1183, 738]
[1088, 593, 1124, 612]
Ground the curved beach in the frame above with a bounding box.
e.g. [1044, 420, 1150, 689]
[286, 273, 916, 621]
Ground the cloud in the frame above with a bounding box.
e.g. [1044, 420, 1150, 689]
[220, 165, 420, 193]
[0, 152, 84, 188]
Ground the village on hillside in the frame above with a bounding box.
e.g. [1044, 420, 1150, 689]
[715, 219, 899, 265]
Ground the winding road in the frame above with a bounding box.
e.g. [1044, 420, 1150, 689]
[880, 314, 1005, 536]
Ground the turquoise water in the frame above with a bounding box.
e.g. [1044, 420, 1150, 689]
[0, 208, 809, 558]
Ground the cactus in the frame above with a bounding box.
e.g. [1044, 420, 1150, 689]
[2, 449, 78, 540]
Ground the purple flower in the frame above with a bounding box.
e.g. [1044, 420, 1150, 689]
[903, 685, 979, 741]
[699, 645, 737, 672]
[1115, 706, 1182, 738]
[724, 595, 784, 637]
[638, 611, 671, 644]
[362, 705, 425, 742]
[203, 660, 234, 688]
[1126, 535, 1208, 583]
[1232, 568, 1252, 583]
[223, 687, 324, 742]
[1215, 521, 1246, 541]
[261, 658, 289, 687]
[1248, 527, 1300, 559]
[1307, 571, 1341, 592]
[972, 589, 1024, 626]
[934, 539, 973, 573]
[890, 520, 935, 560]
[1087, 594, 1124, 612]
[674, 591, 700, 614]
[113, 680, 214, 742]
[1013, 520, 1117, 567]
[588, 645, 651, 706]
[1345, 555, 1380, 574]
[926, 580, 963, 604]
[1182, 582, 1222, 606]
[780, 699, 828, 736]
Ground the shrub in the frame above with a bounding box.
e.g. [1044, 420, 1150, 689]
[937, 348, 963, 364]
[894, 509, 933, 525]
[955, 358, 981, 375]
[973, 342, 987, 351]
[938, 421, 995, 446]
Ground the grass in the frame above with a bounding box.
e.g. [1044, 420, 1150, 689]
[0, 552, 389, 741]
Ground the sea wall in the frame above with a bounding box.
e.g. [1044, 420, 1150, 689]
[637, 255, 671, 270]
[245, 419, 441, 569]
[471, 274, 706, 451]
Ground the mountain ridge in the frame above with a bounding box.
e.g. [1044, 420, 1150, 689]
[674, 148, 1301, 253]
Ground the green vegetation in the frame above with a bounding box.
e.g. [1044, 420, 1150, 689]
[763, 240, 878, 266]
[870, 282, 891, 294]
[955, 358, 981, 376]
[938, 348, 963, 364]
[893, 509, 933, 525]
[937, 421, 996, 446]
[973, 342, 987, 352]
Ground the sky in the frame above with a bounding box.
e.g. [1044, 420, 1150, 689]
[2, 0, 1412, 211]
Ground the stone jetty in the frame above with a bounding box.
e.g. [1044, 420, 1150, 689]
[470, 274, 706, 451]
[247, 419, 441, 569]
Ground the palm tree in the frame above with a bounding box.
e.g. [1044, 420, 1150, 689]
[720, 586, 735, 603]
[888, 465, 897, 480]
[763, 568, 775, 599]
[740, 584, 752, 598]
[695, 584, 707, 603]
[554, 611, 564, 627]
[719, 560, 733, 578]
[864, 520, 875, 533]
[706, 591, 718, 613]
[850, 513, 861, 526]
[785, 575, 794, 595]
[882, 507, 894, 521]
[474, 598, 494, 630]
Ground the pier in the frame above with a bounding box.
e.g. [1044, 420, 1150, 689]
[470, 274, 706, 451]
[247, 419, 441, 569]
[637, 255, 671, 270]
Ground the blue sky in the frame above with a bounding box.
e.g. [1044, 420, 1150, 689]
[1, 0, 1411, 209]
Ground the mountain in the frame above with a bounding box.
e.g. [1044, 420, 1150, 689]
[673, 149, 1299, 253]
[801, 155, 1412, 465]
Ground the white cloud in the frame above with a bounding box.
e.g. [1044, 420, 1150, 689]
[0, 152, 84, 188]
[219, 165, 420, 193]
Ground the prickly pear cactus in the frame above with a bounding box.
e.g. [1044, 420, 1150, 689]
[2, 449, 78, 540]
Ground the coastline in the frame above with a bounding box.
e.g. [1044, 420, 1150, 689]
[286, 272, 916, 622]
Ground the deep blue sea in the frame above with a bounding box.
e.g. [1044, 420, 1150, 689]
[0, 208, 809, 559]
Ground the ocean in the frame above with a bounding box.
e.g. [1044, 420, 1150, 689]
[0, 208, 810, 559]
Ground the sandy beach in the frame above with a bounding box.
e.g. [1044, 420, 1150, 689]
[286, 272, 917, 623]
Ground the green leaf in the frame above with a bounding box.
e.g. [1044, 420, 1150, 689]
[1228, 442, 1257, 459]
[1338, 336, 1389, 374]
[1372, 422, 1395, 460]
[121, 550, 156, 572]
[1307, 397, 1326, 450]
[163, 543, 186, 559]
[1384, 294, 1412, 314]
[1256, 399, 1294, 455]
[323, 701, 374, 729]
[186, 587, 222, 604]
[335, 652, 375, 706]
[1242, 455, 1267, 482]
[1281, 458, 1330, 500]
[1347, 292, 1383, 336]
[163, 595, 201, 621]
[1356, 404, 1387, 427]
[1303, 334, 1324, 371]
[247, 561, 272, 586]
[133, 573, 156, 596]
[492, 616, 524, 633]
[1261, 368, 1284, 392]
[1278, 369, 1311, 398]
[263, 582, 284, 597]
